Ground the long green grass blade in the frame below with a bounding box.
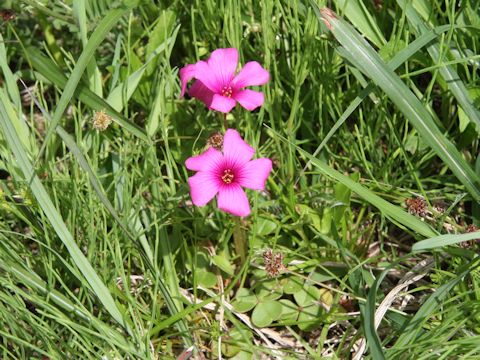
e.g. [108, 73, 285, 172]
[301, 23, 454, 177]
[27, 47, 148, 142]
[24, 88, 193, 347]
[412, 231, 480, 251]
[0, 34, 34, 155]
[34, 4, 136, 162]
[363, 263, 401, 360]
[106, 25, 179, 112]
[316, 6, 480, 201]
[0, 89, 129, 331]
[73, 0, 103, 97]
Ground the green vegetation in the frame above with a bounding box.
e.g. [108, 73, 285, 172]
[1, 0, 480, 358]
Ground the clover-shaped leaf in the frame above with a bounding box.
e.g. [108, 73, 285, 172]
[283, 276, 303, 294]
[196, 269, 217, 288]
[221, 327, 253, 358]
[251, 300, 282, 328]
[232, 288, 258, 313]
[294, 284, 321, 307]
[279, 299, 298, 322]
[297, 302, 323, 331]
[255, 278, 284, 301]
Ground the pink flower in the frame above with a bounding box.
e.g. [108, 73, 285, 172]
[185, 129, 272, 216]
[179, 48, 269, 113]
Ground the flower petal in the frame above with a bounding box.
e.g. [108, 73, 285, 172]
[232, 61, 269, 89]
[223, 129, 255, 165]
[179, 64, 196, 97]
[207, 48, 239, 87]
[188, 172, 220, 207]
[185, 147, 223, 172]
[193, 48, 239, 94]
[217, 184, 251, 216]
[193, 60, 222, 93]
[189, 80, 214, 107]
[237, 158, 272, 190]
[233, 89, 264, 111]
[209, 94, 237, 113]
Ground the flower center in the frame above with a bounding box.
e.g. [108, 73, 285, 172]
[221, 169, 234, 184]
[221, 86, 233, 98]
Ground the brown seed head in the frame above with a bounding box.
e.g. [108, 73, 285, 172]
[92, 110, 112, 131]
[466, 224, 479, 233]
[0, 9, 16, 22]
[263, 249, 285, 278]
[405, 197, 427, 217]
[207, 132, 223, 150]
[460, 224, 480, 248]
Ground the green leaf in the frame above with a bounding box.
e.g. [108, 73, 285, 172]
[256, 217, 278, 236]
[297, 304, 323, 331]
[394, 257, 480, 347]
[303, 22, 458, 170]
[279, 299, 299, 322]
[1, 258, 139, 355]
[232, 293, 258, 313]
[106, 25, 179, 112]
[319, 288, 333, 308]
[294, 285, 321, 307]
[412, 232, 480, 251]
[333, 0, 386, 48]
[458, 87, 480, 132]
[251, 300, 282, 328]
[212, 254, 235, 276]
[296, 204, 322, 232]
[283, 277, 304, 295]
[256, 278, 284, 301]
[196, 270, 217, 289]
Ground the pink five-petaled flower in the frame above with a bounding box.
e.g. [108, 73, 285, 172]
[185, 129, 272, 217]
[179, 48, 269, 113]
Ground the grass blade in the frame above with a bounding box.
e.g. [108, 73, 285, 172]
[333, 0, 386, 48]
[106, 25, 180, 112]
[316, 6, 480, 201]
[21, 83, 193, 347]
[412, 231, 480, 251]
[300, 23, 454, 179]
[27, 47, 148, 142]
[0, 254, 140, 355]
[34, 4, 137, 162]
[0, 89, 130, 331]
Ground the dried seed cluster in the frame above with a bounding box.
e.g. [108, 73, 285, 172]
[207, 132, 224, 150]
[263, 249, 285, 278]
[405, 197, 427, 217]
[92, 110, 113, 131]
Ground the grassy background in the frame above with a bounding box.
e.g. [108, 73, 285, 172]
[1, 0, 480, 358]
